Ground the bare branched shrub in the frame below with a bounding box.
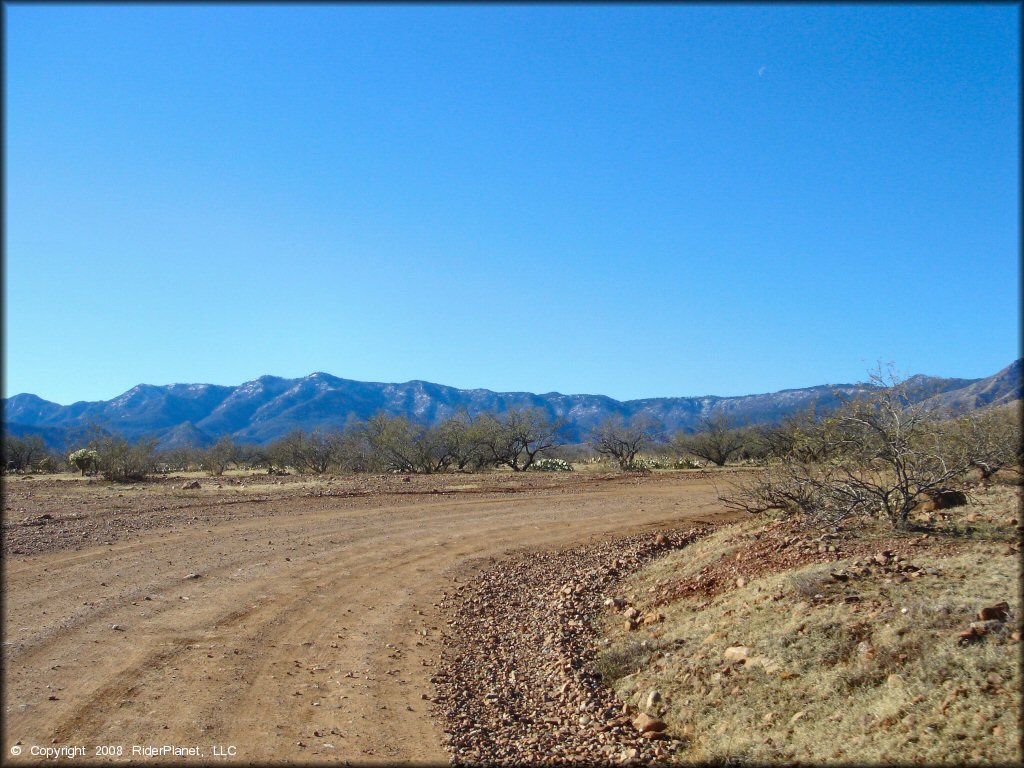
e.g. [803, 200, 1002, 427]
[724, 369, 982, 531]
[950, 405, 1022, 481]
[723, 458, 843, 522]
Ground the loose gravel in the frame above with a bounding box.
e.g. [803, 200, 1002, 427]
[433, 526, 708, 765]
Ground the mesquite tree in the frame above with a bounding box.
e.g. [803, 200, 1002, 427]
[591, 415, 663, 469]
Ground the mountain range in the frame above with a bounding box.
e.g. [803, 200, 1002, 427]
[3, 360, 1020, 450]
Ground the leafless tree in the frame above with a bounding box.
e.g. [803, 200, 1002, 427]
[678, 413, 747, 467]
[590, 415, 663, 469]
[200, 436, 238, 476]
[364, 414, 454, 473]
[479, 408, 563, 472]
[435, 411, 490, 471]
[269, 429, 339, 474]
[2, 434, 48, 472]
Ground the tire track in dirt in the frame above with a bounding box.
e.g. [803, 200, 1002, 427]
[3, 473, 738, 764]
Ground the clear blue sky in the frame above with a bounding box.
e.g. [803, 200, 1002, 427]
[4, 4, 1019, 405]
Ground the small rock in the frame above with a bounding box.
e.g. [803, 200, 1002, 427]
[723, 646, 750, 662]
[185, 573, 201, 580]
[180, 480, 201, 490]
[632, 713, 667, 733]
[111, 624, 124, 631]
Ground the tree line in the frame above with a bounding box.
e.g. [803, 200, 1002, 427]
[2, 408, 566, 481]
[4, 389, 1019, 495]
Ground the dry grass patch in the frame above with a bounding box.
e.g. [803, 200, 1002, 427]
[596, 486, 1021, 764]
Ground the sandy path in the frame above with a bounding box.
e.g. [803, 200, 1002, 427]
[2, 472, 737, 764]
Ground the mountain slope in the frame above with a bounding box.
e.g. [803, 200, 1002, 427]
[4, 361, 1019, 449]
[920, 360, 1022, 414]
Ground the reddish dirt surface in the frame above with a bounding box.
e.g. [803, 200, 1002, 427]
[2, 469, 744, 764]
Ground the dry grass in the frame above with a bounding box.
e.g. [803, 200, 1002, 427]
[596, 484, 1022, 764]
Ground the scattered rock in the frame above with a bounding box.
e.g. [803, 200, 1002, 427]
[432, 527, 703, 764]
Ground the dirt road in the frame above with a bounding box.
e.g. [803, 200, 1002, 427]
[2, 470, 740, 764]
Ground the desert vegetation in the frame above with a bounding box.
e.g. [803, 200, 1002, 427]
[591, 414, 664, 470]
[723, 371, 1022, 531]
[584, 374, 1022, 764]
[6, 375, 1018, 491]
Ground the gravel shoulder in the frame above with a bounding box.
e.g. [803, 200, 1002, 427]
[432, 527, 709, 765]
[2, 470, 741, 764]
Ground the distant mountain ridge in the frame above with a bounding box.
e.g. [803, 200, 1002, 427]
[4, 361, 1020, 450]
